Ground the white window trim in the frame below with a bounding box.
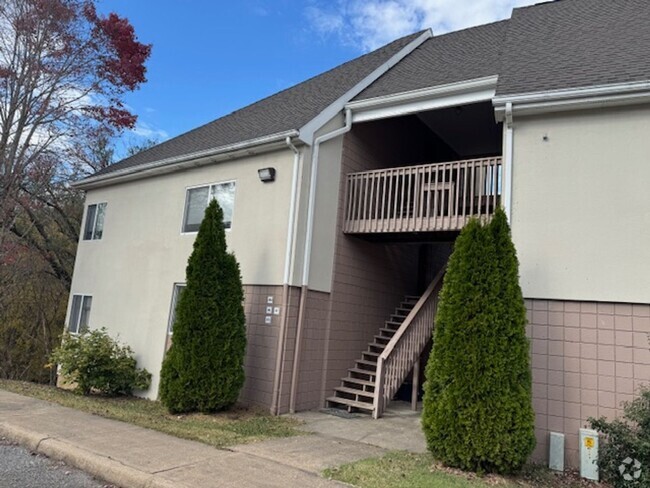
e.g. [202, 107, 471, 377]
[68, 293, 92, 334]
[180, 180, 236, 235]
[167, 283, 186, 335]
[83, 202, 107, 241]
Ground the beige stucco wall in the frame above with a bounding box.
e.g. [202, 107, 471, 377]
[306, 114, 346, 292]
[511, 105, 650, 304]
[68, 149, 295, 399]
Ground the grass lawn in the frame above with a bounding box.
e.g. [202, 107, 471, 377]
[0, 380, 302, 448]
[324, 452, 601, 488]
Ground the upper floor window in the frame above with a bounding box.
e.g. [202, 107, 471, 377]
[69, 294, 92, 334]
[84, 203, 106, 240]
[182, 181, 235, 233]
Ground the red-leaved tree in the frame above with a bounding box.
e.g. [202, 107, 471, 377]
[0, 0, 151, 382]
[0, 0, 150, 248]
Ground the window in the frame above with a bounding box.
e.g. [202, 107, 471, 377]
[68, 295, 92, 334]
[84, 203, 107, 240]
[167, 284, 186, 335]
[182, 181, 235, 233]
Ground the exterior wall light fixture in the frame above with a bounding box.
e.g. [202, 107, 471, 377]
[258, 167, 276, 182]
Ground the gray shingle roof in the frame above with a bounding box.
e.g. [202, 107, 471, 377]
[354, 20, 508, 101]
[92, 32, 422, 178]
[91, 0, 650, 182]
[496, 0, 650, 95]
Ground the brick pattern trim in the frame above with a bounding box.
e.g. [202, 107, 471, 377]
[527, 299, 650, 467]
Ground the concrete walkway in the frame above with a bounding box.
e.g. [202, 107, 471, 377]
[0, 390, 388, 488]
[293, 401, 427, 453]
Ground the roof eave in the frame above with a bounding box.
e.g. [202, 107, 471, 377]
[297, 29, 433, 145]
[346, 75, 498, 123]
[72, 130, 300, 190]
[493, 80, 650, 120]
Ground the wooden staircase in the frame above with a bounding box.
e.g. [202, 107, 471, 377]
[326, 295, 421, 413]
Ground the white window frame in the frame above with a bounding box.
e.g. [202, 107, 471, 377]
[180, 180, 236, 235]
[167, 283, 186, 335]
[68, 294, 93, 334]
[83, 202, 107, 240]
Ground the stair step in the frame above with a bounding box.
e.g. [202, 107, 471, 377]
[327, 396, 374, 411]
[395, 307, 413, 314]
[356, 359, 377, 368]
[385, 320, 403, 327]
[379, 327, 397, 335]
[334, 386, 375, 398]
[348, 367, 376, 378]
[362, 350, 380, 358]
[341, 377, 376, 388]
[404, 295, 420, 301]
[368, 342, 386, 350]
[374, 335, 391, 343]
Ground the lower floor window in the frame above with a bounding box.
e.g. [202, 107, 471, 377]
[167, 284, 186, 335]
[69, 295, 92, 334]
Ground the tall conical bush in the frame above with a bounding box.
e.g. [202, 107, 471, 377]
[422, 209, 535, 473]
[159, 199, 246, 413]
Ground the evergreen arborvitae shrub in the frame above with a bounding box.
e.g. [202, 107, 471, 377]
[422, 209, 535, 473]
[159, 199, 246, 413]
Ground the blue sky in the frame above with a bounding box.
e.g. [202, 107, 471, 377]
[99, 0, 537, 153]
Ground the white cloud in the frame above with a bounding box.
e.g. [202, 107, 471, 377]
[131, 121, 168, 140]
[306, 0, 539, 52]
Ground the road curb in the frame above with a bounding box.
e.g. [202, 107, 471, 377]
[0, 423, 177, 488]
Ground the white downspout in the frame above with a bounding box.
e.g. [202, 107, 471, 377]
[270, 137, 301, 415]
[301, 108, 352, 286]
[503, 102, 514, 221]
[288, 109, 353, 413]
[283, 137, 301, 284]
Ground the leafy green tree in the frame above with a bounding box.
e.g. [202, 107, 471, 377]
[422, 209, 535, 473]
[159, 200, 246, 413]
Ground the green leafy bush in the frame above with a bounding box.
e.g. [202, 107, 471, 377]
[422, 209, 535, 474]
[159, 199, 246, 413]
[50, 328, 151, 395]
[590, 386, 649, 487]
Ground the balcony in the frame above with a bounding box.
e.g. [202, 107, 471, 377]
[343, 157, 502, 234]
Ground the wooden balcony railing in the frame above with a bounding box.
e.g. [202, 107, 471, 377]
[343, 157, 502, 234]
[372, 268, 446, 418]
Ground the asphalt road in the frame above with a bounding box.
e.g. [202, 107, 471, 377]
[0, 438, 114, 488]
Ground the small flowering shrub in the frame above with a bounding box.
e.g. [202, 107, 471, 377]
[50, 328, 151, 396]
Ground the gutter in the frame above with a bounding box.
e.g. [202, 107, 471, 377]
[493, 81, 650, 120]
[288, 109, 353, 414]
[270, 137, 302, 415]
[72, 130, 299, 190]
[347, 75, 498, 110]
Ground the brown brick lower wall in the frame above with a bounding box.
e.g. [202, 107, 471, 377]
[526, 298, 650, 467]
[239, 284, 286, 410]
[240, 285, 331, 414]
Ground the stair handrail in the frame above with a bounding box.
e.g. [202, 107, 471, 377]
[372, 267, 446, 418]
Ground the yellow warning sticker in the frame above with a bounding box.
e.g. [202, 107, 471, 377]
[584, 437, 595, 449]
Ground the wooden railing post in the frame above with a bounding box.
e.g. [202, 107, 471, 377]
[411, 358, 420, 411]
[373, 356, 385, 419]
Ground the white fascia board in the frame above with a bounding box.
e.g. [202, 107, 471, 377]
[346, 76, 498, 123]
[297, 29, 433, 145]
[493, 80, 650, 120]
[72, 130, 300, 190]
